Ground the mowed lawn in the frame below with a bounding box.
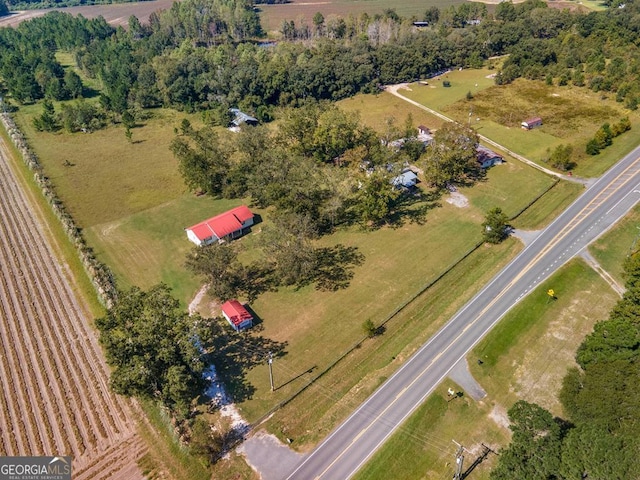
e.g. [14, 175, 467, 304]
[84, 195, 261, 304]
[338, 91, 446, 132]
[12, 74, 583, 449]
[236, 162, 561, 422]
[589, 203, 640, 284]
[399, 71, 640, 177]
[258, 0, 467, 34]
[354, 259, 618, 480]
[13, 106, 203, 228]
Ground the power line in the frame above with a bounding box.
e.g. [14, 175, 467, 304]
[215, 341, 454, 454]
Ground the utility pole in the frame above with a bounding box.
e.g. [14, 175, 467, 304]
[452, 440, 465, 480]
[268, 352, 274, 392]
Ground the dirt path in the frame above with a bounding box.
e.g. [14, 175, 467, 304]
[580, 250, 625, 297]
[384, 84, 593, 186]
[0, 135, 146, 478]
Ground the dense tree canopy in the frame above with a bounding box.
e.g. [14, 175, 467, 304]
[95, 284, 206, 418]
[491, 401, 562, 480]
[171, 101, 413, 235]
[3, 0, 640, 116]
[0, 0, 9, 17]
[420, 123, 480, 187]
[482, 207, 509, 244]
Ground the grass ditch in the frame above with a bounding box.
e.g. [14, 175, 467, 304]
[589, 203, 640, 284]
[354, 259, 618, 480]
[136, 400, 211, 480]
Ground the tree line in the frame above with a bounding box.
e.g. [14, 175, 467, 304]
[8, 0, 639, 116]
[5, 0, 157, 10]
[491, 251, 640, 479]
[3, 0, 639, 120]
[494, 1, 640, 109]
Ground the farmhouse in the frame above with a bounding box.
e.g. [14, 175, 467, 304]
[392, 168, 419, 189]
[221, 300, 254, 331]
[229, 108, 258, 130]
[521, 117, 543, 130]
[476, 145, 503, 168]
[185, 206, 254, 246]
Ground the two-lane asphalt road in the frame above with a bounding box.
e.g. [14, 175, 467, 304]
[286, 144, 640, 480]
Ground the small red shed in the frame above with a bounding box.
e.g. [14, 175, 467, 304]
[221, 300, 254, 332]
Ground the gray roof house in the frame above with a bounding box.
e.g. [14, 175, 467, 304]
[476, 145, 503, 168]
[392, 169, 419, 189]
[229, 108, 258, 129]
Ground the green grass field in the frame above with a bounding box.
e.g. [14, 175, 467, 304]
[354, 259, 618, 480]
[511, 180, 584, 230]
[399, 73, 640, 177]
[398, 67, 497, 111]
[84, 195, 263, 304]
[589, 203, 640, 284]
[261, 237, 523, 448]
[338, 91, 446, 132]
[13, 81, 582, 430]
[13, 107, 203, 227]
[470, 260, 617, 415]
[573, 0, 608, 10]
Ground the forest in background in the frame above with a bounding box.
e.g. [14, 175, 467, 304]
[1, 0, 640, 115]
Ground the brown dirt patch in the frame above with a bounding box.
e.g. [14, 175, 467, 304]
[511, 291, 610, 415]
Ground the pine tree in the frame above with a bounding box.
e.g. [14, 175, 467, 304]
[32, 99, 58, 132]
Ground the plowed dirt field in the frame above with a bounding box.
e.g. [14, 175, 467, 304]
[0, 135, 146, 479]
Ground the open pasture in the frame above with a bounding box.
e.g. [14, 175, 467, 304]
[10, 63, 587, 479]
[13, 107, 202, 228]
[401, 74, 640, 177]
[84, 195, 260, 305]
[338, 91, 446, 132]
[13, 84, 580, 438]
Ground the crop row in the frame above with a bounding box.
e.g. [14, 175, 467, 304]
[0, 157, 83, 455]
[0, 140, 138, 471]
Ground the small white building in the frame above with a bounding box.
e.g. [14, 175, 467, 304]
[186, 206, 254, 246]
[476, 145, 503, 168]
